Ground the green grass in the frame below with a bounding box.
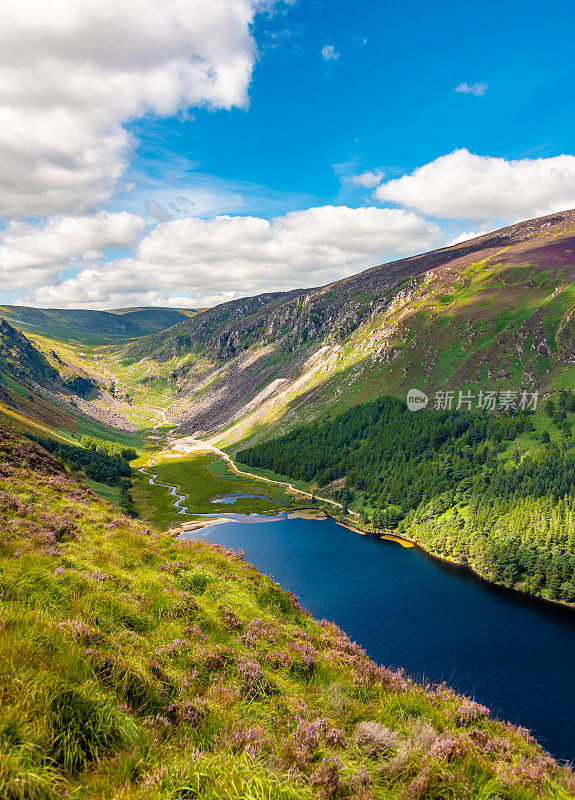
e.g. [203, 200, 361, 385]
[1, 424, 572, 799]
[84, 478, 124, 507]
[132, 451, 290, 530]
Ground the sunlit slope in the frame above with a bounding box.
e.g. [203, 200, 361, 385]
[108, 210, 575, 449]
[0, 304, 190, 345]
[1, 424, 573, 799]
[0, 317, 151, 438]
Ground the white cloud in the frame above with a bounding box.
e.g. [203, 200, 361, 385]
[351, 169, 385, 188]
[321, 44, 340, 61]
[455, 82, 488, 96]
[20, 206, 441, 308]
[0, 0, 267, 218]
[446, 229, 489, 246]
[375, 149, 575, 221]
[0, 212, 144, 290]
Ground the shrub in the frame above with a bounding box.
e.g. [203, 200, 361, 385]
[354, 721, 397, 756]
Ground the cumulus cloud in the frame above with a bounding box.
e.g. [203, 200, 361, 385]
[351, 169, 385, 188]
[321, 44, 340, 61]
[20, 206, 441, 308]
[0, 0, 267, 218]
[0, 212, 145, 291]
[455, 82, 488, 96]
[374, 149, 575, 220]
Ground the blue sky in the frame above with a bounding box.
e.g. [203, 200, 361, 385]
[125, 0, 575, 217]
[1, 0, 574, 308]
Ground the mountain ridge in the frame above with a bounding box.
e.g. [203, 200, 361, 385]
[102, 210, 574, 450]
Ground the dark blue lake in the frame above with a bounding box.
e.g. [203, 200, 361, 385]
[183, 515, 575, 762]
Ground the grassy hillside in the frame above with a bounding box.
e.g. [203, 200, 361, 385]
[0, 305, 189, 346]
[1, 425, 574, 799]
[0, 316, 164, 438]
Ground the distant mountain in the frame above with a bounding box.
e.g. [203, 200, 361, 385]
[113, 210, 575, 449]
[0, 317, 60, 388]
[0, 317, 136, 436]
[0, 304, 191, 345]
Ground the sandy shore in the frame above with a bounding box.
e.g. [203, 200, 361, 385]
[288, 509, 329, 520]
[168, 517, 235, 535]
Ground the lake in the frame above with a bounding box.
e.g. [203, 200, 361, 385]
[182, 514, 575, 762]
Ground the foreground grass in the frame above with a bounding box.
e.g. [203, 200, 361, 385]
[0, 426, 574, 799]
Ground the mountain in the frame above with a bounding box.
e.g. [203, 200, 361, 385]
[0, 317, 142, 437]
[1, 422, 572, 799]
[0, 304, 191, 345]
[110, 210, 575, 449]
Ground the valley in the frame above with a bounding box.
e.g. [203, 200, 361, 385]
[1, 210, 575, 796]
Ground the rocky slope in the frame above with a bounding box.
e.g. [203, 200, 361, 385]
[111, 210, 575, 449]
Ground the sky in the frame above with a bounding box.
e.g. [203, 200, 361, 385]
[0, 0, 574, 310]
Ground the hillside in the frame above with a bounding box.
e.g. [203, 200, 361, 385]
[0, 305, 190, 346]
[1, 423, 573, 799]
[0, 318, 147, 438]
[106, 210, 575, 450]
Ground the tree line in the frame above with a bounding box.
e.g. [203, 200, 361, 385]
[34, 436, 134, 486]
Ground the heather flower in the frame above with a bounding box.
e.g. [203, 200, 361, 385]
[211, 543, 245, 561]
[428, 733, 466, 762]
[226, 724, 266, 757]
[310, 757, 345, 799]
[292, 718, 323, 755]
[221, 608, 242, 631]
[140, 765, 167, 790]
[325, 726, 347, 749]
[504, 720, 536, 743]
[377, 665, 410, 692]
[289, 642, 318, 677]
[195, 645, 227, 673]
[159, 560, 189, 574]
[452, 697, 490, 725]
[166, 698, 208, 727]
[291, 717, 346, 758]
[262, 650, 290, 669]
[183, 623, 208, 642]
[54, 619, 92, 641]
[168, 596, 198, 619]
[500, 754, 557, 789]
[242, 617, 278, 647]
[348, 767, 373, 799]
[82, 569, 108, 581]
[156, 638, 187, 657]
[237, 656, 275, 695]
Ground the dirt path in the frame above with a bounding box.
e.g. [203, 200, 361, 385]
[161, 435, 360, 520]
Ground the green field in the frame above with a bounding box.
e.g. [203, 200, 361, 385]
[132, 451, 289, 530]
